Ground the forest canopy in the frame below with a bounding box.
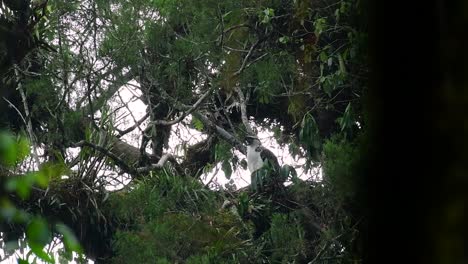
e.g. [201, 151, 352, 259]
[0, 0, 368, 263]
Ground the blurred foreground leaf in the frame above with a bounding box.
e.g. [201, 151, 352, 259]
[56, 223, 83, 253]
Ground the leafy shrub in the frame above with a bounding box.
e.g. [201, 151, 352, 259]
[266, 213, 307, 263]
[110, 172, 249, 263]
[322, 135, 361, 201]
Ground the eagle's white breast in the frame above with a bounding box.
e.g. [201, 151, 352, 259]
[247, 145, 264, 173]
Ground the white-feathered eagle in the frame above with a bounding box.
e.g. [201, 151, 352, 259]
[244, 135, 280, 173]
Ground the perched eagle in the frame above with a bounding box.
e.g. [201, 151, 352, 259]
[244, 135, 286, 237]
[245, 135, 280, 173]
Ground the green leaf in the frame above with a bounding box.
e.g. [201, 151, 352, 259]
[5, 178, 17, 192]
[191, 116, 204, 131]
[84, 125, 92, 141]
[35, 171, 50, 188]
[221, 161, 232, 180]
[338, 103, 354, 133]
[260, 8, 275, 24]
[319, 51, 328, 62]
[280, 165, 297, 182]
[0, 132, 17, 167]
[27, 218, 53, 263]
[340, 1, 349, 13]
[15, 178, 32, 199]
[34, 28, 40, 39]
[237, 192, 250, 217]
[6, 173, 36, 199]
[214, 141, 232, 161]
[338, 53, 347, 74]
[313, 17, 327, 36]
[56, 223, 83, 253]
[28, 243, 54, 263]
[5, 170, 52, 199]
[334, 8, 340, 20]
[40, 162, 68, 182]
[27, 218, 51, 246]
[299, 113, 321, 161]
[16, 136, 30, 162]
[319, 75, 335, 97]
[279, 36, 290, 44]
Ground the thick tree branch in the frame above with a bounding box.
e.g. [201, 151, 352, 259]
[74, 140, 138, 175]
[234, 86, 255, 136]
[76, 133, 186, 177]
[136, 153, 175, 173]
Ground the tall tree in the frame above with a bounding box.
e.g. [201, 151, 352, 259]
[1, 0, 368, 263]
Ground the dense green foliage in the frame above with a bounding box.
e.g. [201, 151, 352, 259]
[107, 169, 361, 263]
[323, 135, 361, 202]
[109, 174, 247, 263]
[1, 0, 368, 263]
[0, 132, 83, 263]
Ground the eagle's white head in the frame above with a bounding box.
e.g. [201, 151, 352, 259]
[245, 135, 261, 147]
[245, 135, 264, 173]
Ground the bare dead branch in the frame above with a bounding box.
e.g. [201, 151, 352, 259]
[136, 153, 175, 173]
[116, 112, 149, 137]
[232, 38, 260, 77]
